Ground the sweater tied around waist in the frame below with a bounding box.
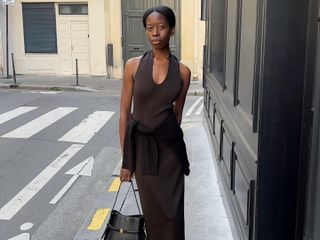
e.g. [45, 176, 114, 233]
[122, 114, 190, 176]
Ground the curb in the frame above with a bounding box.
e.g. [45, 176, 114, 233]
[0, 84, 98, 92]
[187, 90, 204, 96]
[73, 159, 143, 240]
[73, 160, 120, 240]
[73, 175, 136, 239]
[0, 83, 204, 96]
[0, 83, 11, 89]
[73, 177, 118, 240]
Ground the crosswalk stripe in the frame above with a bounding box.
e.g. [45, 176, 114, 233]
[0, 107, 38, 125]
[0, 144, 84, 220]
[185, 97, 203, 116]
[1, 107, 78, 139]
[58, 111, 114, 144]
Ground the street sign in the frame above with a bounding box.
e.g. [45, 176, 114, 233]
[2, 0, 15, 5]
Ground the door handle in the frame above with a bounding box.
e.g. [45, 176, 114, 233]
[133, 47, 140, 50]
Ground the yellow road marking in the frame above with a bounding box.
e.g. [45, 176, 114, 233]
[87, 208, 110, 231]
[108, 177, 121, 192]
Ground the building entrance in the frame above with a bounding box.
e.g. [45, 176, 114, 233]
[57, 17, 90, 74]
[121, 0, 180, 63]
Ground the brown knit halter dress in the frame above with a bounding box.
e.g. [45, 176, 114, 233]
[133, 50, 185, 240]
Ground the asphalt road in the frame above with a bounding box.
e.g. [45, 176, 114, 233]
[0, 89, 203, 240]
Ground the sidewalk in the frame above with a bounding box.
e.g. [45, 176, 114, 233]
[73, 116, 237, 240]
[0, 74, 204, 95]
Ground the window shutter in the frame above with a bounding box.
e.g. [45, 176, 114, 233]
[22, 3, 57, 53]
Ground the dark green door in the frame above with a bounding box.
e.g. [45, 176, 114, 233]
[122, 0, 180, 63]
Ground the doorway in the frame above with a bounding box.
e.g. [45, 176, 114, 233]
[57, 18, 90, 74]
[121, 0, 180, 63]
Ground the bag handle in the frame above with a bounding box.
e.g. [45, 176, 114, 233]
[101, 180, 142, 240]
[111, 180, 142, 215]
[131, 181, 142, 215]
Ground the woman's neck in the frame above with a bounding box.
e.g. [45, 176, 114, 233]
[152, 48, 170, 60]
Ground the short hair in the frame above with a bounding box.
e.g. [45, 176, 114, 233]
[142, 5, 176, 29]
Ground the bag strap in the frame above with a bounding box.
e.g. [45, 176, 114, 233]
[111, 180, 142, 214]
[111, 181, 128, 212]
[101, 180, 142, 240]
[131, 181, 142, 215]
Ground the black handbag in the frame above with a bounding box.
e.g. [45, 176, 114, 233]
[101, 181, 147, 240]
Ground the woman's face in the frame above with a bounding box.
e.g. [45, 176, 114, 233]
[145, 12, 174, 50]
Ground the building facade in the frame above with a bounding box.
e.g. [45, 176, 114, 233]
[8, 0, 106, 76]
[2, 0, 204, 79]
[0, 3, 6, 77]
[202, 0, 320, 239]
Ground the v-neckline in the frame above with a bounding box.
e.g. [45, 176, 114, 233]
[151, 51, 171, 86]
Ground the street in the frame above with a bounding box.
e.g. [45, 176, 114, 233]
[0, 89, 203, 240]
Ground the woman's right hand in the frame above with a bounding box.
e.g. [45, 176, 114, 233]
[120, 168, 133, 182]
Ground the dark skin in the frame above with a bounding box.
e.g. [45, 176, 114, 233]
[119, 11, 191, 182]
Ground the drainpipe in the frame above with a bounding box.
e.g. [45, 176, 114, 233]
[193, 0, 198, 81]
[6, 4, 9, 78]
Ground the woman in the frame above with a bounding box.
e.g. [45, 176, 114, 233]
[119, 5, 190, 240]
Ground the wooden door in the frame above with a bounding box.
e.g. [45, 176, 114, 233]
[70, 20, 90, 74]
[58, 18, 90, 74]
[122, 0, 180, 62]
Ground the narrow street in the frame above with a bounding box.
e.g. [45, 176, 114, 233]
[0, 89, 205, 240]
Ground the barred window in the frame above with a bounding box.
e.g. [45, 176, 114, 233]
[59, 4, 88, 15]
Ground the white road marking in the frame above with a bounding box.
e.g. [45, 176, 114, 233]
[20, 222, 33, 231]
[49, 175, 79, 205]
[58, 111, 114, 144]
[185, 97, 203, 116]
[0, 107, 38, 125]
[7, 233, 29, 240]
[195, 103, 204, 115]
[49, 156, 94, 204]
[38, 91, 58, 94]
[1, 107, 78, 139]
[0, 144, 84, 220]
[22, 91, 58, 94]
[65, 156, 94, 176]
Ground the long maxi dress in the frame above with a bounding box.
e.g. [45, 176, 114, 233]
[126, 50, 188, 240]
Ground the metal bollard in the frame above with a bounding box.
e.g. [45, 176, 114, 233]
[75, 58, 79, 86]
[11, 53, 17, 88]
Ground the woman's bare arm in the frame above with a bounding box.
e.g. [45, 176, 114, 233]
[173, 63, 191, 125]
[119, 57, 140, 181]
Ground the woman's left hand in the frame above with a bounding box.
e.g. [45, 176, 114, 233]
[120, 168, 133, 182]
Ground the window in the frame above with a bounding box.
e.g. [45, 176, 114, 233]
[59, 4, 88, 15]
[209, 0, 226, 86]
[22, 3, 57, 54]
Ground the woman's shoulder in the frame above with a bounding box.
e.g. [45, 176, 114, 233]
[125, 51, 151, 76]
[125, 56, 142, 68]
[124, 55, 143, 76]
[126, 51, 150, 67]
[179, 62, 191, 80]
